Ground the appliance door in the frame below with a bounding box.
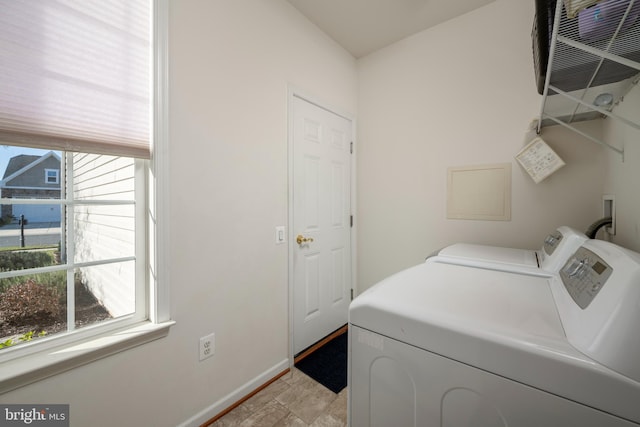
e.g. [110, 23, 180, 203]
[349, 325, 639, 427]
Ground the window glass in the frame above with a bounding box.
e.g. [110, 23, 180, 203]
[45, 169, 59, 184]
[0, 145, 141, 352]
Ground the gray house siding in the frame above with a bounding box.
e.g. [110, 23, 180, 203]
[4, 156, 61, 189]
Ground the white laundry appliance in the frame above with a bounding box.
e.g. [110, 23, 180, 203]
[349, 239, 640, 427]
[428, 225, 587, 276]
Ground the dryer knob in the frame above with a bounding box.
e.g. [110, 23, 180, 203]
[565, 258, 588, 278]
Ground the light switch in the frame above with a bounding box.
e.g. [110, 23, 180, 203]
[275, 226, 286, 244]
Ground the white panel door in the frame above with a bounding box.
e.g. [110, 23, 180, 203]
[292, 95, 352, 355]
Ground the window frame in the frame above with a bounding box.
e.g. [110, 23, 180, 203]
[0, 0, 172, 394]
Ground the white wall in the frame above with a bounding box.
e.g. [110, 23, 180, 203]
[0, 1, 357, 426]
[73, 154, 136, 318]
[4, 1, 632, 424]
[356, 0, 607, 291]
[603, 83, 640, 251]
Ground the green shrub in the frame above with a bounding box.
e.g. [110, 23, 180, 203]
[0, 271, 66, 295]
[0, 215, 12, 227]
[0, 280, 62, 325]
[0, 251, 56, 271]
[0, 251, 62, 293]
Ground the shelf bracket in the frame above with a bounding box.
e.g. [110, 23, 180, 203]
[549, 85, 640, 132]
[541, 113, 624, 159]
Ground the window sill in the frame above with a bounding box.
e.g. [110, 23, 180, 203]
[0, 320, 175, 395]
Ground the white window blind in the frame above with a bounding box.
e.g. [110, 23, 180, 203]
[0, 0, 151, 159]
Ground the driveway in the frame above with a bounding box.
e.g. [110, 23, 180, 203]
[0, 222, 61, 247]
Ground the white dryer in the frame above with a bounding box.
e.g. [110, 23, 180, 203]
[349, 239, 640, 427]
[428, 226, 587, 276]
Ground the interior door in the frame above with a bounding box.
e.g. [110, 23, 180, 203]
[292, 95, 352, 355]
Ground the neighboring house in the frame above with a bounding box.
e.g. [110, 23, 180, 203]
[0, 151, 62, 223]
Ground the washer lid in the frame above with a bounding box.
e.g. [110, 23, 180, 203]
[350, 261, 640, 423]
[436, 243, 538, 267]
[433, 243, 540, 274]
[430, 226, 587, 277]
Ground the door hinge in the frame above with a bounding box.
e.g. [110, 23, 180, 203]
[351, 289, 354, 300]
[350, 215, 353, 228]
[350, 141, 353, 154]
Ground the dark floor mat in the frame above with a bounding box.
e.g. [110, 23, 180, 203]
[295, 332, 347, 394]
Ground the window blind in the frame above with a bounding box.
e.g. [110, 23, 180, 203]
[0, 0, 151, 159]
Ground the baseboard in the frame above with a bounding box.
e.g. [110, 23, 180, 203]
[177, 358, 290, 427]
[294, 324, 348, 364]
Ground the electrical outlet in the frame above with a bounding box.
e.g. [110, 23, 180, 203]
[199, 333, 215, 361]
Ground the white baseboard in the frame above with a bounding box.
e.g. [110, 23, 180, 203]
[177, 358, 290, 427]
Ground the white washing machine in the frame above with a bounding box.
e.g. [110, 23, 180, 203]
[349, 239, 640, 427]
[428, 226, 587, 276]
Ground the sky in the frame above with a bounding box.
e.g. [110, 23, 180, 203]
[0, 145, 59, 179]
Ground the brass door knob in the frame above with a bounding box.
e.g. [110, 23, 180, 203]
[296, 235, 314, 245]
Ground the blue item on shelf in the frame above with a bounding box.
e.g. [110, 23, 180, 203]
[578, 0, 640, 41]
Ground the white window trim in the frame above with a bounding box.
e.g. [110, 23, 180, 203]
[44, 168, 59, 184]
[0, 0, 173, 394]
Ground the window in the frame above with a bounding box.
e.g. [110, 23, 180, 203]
[45, 168, 59, 185]
[0, 0, 171, 392]
[0, 149, 143, 352]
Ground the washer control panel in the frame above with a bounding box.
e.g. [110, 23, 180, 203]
[560, 247, 613, 309]
[543, 230, 563, 256]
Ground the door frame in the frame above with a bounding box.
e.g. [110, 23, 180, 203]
[287, 86, 357, 370]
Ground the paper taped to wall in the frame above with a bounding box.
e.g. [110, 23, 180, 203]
[515, 137, 566, 184]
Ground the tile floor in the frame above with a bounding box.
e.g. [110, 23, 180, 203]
[210, 368, 347, 427]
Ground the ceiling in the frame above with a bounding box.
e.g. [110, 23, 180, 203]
[285, 0, 496, 58]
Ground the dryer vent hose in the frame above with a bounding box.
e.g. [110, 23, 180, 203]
[585, 217, 613, 239]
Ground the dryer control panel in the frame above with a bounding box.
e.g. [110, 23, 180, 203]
[542, 230, 563, 256]
[560, 247, 613, 309]
[551, 240, 640, 383]
[538, 226, 587, 273]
